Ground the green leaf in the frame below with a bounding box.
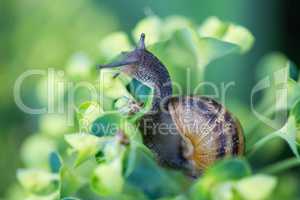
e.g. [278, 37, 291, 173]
[114, 97, 135, 115]
[123, 145, 137, 178]
[95, 150, 106, 164]
[91, 158, 124, 196]
[288, 79, 300, 109]
[122, 120, 153, 177]
[248, 55, 300, 153]
[198, 16, 254, 53]
[189, 159, 251, 200]
[59, 156, 99, 197]
[133, 16, 253, 95]
[148, 32, 197, 94]
[98, 68, 132, 99]
[90, 113, 124, 137]
[59, 165, 81, 197]
[254, 54, 300, 114]
[17, 169, 59, 195]
[77, 101, 103, 131]
[211, 182, 235, 200]
[49, 152, 62, 173]
[163, 15, 192, 38]
[64, 134, 106, 166]
[149, 28, 247, 93]
[222, 24, 254, 53]
[115, 79, 154, 122]
[102, 138, 126, 163]
[197, 37, 238, 66]
[91, 116, 143, 168]
[123, 141, 153, 177]
[291, 92, 300, 125]
[278, 115, 300, 158]
[125, 146, 187, 199]
[255, 53, 298, 82]
[251, 100, 300, 158]
[235, 174, 277, 200]
[203, 158, 251, 182]
[278, 99, 300, 157]
[132, 15, 192, 46]
[21, 134, 56, 169]
[170, 28, 242, 81]
[127, 78, 152, 103]
[198, 16, 228, 39]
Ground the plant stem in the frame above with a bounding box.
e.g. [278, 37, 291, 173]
[246, 106, 277, 138]
[259, 157, 300, 174]
[246, 131, 279, 156]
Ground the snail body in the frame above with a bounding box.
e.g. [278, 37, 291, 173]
[98, 33, 244, 176]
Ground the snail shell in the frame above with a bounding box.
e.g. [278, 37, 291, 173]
[168, 96, 244, 172]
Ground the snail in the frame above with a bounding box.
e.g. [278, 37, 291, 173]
[98, 33, 244, 176]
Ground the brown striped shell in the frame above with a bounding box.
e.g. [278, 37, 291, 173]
[168, 96, 244, 172]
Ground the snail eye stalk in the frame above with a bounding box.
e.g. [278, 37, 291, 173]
[97, 52, 139, 69]
[138, 33, 146, 50]
[97, 60, 138, 69]
[97, 33, 146, 70]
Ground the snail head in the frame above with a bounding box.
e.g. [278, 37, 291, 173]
[97, 33, 171, 98]
[97, 33, 146, 71]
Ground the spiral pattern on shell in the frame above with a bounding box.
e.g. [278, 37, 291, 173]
[168, 96, 245, 171]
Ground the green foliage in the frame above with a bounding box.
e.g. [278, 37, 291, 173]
[11, 15, 300, 200]
[189, 159, 251, 200]
[248, 55, 300, 158]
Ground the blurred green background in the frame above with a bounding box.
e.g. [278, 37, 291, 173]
[0, 0, 299, 198]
